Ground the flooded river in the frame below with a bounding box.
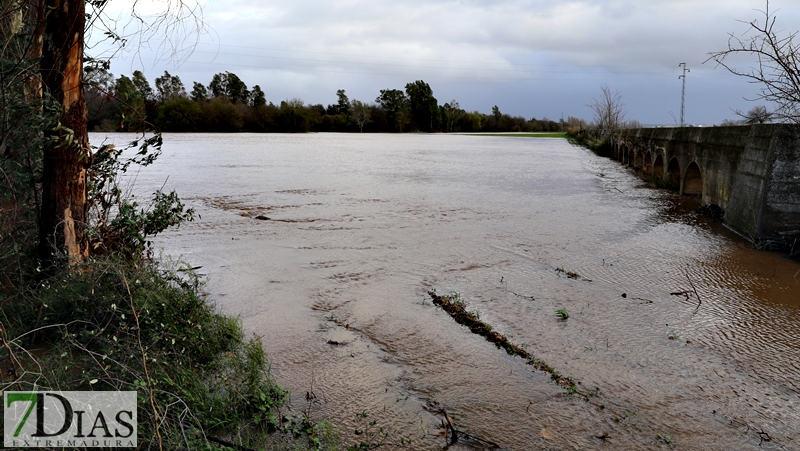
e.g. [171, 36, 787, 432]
[93, 132, 800, 450]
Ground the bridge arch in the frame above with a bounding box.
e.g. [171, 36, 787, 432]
[643, 151, 653, 173]
[683, 161, 703, 196]
[653, 154, 664, 178]
[667, 157, 681, 188]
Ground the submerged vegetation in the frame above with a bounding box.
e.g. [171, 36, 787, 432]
[555, 266, 580, 279]
[427, 291, 594, 398]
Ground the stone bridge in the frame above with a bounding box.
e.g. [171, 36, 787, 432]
[605, 124, 800, 247]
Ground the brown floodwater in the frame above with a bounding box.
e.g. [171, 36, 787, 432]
[92, 132, 800, 450]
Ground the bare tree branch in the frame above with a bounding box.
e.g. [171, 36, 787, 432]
[588, 84, 626, 130]
[86, 0, 212, 67]
[706, 1, 800, 123]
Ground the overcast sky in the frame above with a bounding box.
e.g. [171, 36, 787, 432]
[93, 0, 800, 125]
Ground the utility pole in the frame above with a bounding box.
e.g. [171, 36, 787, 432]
[679, 63, 690, 126]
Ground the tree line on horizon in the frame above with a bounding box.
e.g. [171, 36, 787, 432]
[85, 68, 582, 134]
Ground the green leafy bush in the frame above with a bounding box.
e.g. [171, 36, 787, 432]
[87, 134, 195, 259]
[0, 259, 288, 449]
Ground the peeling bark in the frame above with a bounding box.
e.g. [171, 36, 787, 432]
[38, 0, 89, 264]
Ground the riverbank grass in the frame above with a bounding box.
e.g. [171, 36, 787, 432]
[466, 132, 567, 138]
[0, 257, 296, 449]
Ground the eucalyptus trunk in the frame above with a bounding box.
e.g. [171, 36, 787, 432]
[38, 0, 89, 264]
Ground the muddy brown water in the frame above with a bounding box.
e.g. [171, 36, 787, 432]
[92, 132, 800, 450]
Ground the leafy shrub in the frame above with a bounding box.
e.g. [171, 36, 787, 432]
[1, 259, 287, 449]
[87, 134, 195, 259]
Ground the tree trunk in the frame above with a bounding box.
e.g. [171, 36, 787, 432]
[27, 0, 45, 97]
[38, 0, 89, 265]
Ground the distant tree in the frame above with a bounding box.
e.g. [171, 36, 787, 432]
[208, 72, 249, 104]
[284, 98, 305, 108]
[85, 66, 115, 92]
[439, 105, 449, 131]
[250, 85, 267, 108]
[154, 71, 186, 102]
[132, 70, 154, 101]
[351, 100, 371, 132]
[366, 103, 387, 132]
[114, 75, 137, 101]
[245, 102, 279, 132]
[492, 105, 502, 122]
[226, 74, 249, 104]
[114, 74, 146, 131]
[460, 111, 483, 132]
[208, 73, 225, 98]
[278, 99, 310, 132]
[376, 89, 408, 132]
[202, 97, 244, 132]
[743, 105, 773, 124]
[84, 67, 116, 130]
[337, 89, 350, 120]
[305, 103, 326, 130]
[487, 105, 505, 131]
[308, 103, 326, 115]
[442, 100, 464, 132]
[156, 97, 201, 132]
[405, 80, 438, 131]
[566, 116, 587, 130]
[191, 82, 208, 102]
[131, 70, 159, 123]
[707, 1, 800, 123]
[588, 84, 626, 130]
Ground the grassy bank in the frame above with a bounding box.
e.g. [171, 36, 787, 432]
[0, 255, 307, 449]
[466, 132, 567, 138]
[565, 130, 611, 154]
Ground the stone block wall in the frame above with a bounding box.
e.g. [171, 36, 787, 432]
[610, 124, 800, 245]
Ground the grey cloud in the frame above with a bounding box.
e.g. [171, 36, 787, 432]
[103, 0, 800, 124]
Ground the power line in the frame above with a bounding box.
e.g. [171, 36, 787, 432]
[191, 42, 681, 71]
[133, 57, 681, 83]
[97, 38, 691, 73]
[181, 49, 687, 76]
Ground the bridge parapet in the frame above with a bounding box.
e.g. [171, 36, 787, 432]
[606, 125, 800, 246]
